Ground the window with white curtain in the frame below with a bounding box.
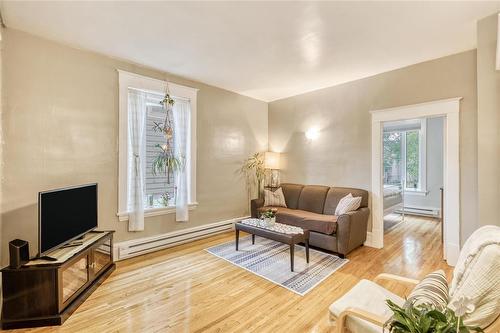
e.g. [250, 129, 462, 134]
[118, 71, 197, 223]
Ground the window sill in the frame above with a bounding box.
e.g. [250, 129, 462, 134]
[404, 189, 428, 196]
[117, 202, 198, 222]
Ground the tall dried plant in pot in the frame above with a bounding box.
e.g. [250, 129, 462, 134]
[240, 152, 266, 201]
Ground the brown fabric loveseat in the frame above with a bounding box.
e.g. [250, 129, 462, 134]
[251, 183, 370, 257]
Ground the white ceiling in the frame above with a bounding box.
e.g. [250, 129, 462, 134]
[2, 1, 500, 102]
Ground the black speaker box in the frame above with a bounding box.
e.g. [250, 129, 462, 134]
[9, 239, 30, 268]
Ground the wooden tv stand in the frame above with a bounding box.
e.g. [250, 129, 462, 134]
[1, 231, 115, 330]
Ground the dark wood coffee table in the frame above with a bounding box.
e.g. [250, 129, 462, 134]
[234, 220, 310, 272]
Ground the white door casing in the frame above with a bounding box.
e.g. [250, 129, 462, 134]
[369, 97, 461, 266]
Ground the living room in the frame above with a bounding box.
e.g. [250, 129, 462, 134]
[0, 1, 499, 332]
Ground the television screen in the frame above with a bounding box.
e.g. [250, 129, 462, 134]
[39, 183, 98, 255]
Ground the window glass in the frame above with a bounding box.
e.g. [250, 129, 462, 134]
[405, 130, 420, 189]
[144, 91, 177, 208]
[383, 129, 421, 190]
[383, 132, 402, 186]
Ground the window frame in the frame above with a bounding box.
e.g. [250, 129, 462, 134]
[383, 119, 427, 194]
[117, 70, 198, 221]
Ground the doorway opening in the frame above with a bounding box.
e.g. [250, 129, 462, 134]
[382, 116, 444, 234]
[369, 98, 461, 266]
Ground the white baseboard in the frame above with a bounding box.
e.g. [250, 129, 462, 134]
[364, 232, 373, 247]
[397, 206, 440, 217]
[114, 216, 248, 261]
[445, 242, 460, 267]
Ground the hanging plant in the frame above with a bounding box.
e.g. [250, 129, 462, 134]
[151, 87, 184, 184]
[152, 121, 173, 141]
[159, 92, 175, 108]
[154, 90, 175, 141]
[152, 144, 184, 183]
[160, 192, 172, 207]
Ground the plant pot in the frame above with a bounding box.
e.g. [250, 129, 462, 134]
[263, 217, 276, 226]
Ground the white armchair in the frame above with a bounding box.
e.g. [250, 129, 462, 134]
[329, 225, 500, 333]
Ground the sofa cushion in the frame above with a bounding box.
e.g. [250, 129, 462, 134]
[302, 212, 339, 234]
[297, 185, 330, 214]
[324, 187, 369, 215]
[280, 183, 304, 209]
[257, 206, 294, 215]
[276, 208, 338, 234]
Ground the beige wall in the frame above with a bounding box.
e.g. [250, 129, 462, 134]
[269, 51, 478, 244]
[477, 14, 500, 229]
[0, 28, 3, 268]
[1, 29, 268, 263]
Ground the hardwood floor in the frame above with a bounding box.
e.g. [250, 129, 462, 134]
[5, 216, 451, 333]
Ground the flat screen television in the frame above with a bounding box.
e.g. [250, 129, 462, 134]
[38, 183, 98, 256]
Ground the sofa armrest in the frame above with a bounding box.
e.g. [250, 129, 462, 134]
[336, 207, 370, 256]
[250, 198, 264, 218]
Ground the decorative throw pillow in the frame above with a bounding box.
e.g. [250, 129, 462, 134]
[407, 270, 449, 311]
[264, 187, 287, 208]
[384, 270, 450, 330]
[335, 193, 362, 215]
[449, 243, 500, 328]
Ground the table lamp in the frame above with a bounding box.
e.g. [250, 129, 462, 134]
[264, 152, 280, 187]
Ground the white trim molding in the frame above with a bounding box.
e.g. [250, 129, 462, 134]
[370, 97, 461, 266]
[113, 216, 247, 260]
[117, 202, 199, 222]
[404, 189, 429, 196]
[117, 70, 198, 219]
[364, 231, 376, 247]
[496, 13, 500, 70]
[418, 118, 427, 192]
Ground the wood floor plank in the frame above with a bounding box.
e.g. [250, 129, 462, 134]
[3, 216, 450, 333]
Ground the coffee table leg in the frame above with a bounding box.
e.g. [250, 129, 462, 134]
[290, 244, 294, 272]
[235, 229, 239, 251]
[305, 239, 310, 263]
[252, 234, 256, 245]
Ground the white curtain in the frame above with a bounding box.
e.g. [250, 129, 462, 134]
[173, 98, 190, 222]
[127, 89, 147, 231]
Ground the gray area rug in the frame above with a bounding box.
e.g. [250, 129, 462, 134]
[206, 236, 348, 295]
[384, 213, 403, 232]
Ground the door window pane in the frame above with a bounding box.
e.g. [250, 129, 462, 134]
[405, 130, 420, 189]
[383, 132, 402, 185]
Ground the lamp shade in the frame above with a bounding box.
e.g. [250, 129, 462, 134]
[264, 152, 280, 169]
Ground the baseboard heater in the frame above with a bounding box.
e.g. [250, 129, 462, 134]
[396, 207, 440, 217]
[115, 216, 247, 260]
